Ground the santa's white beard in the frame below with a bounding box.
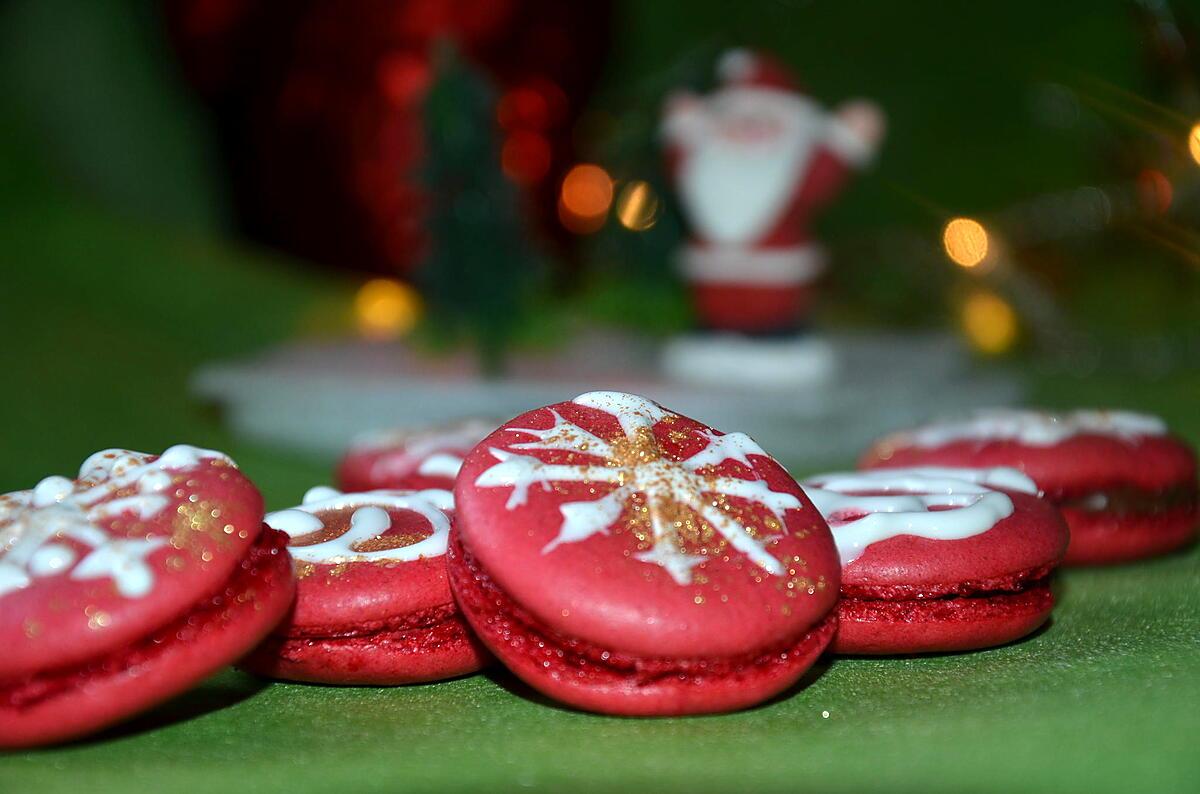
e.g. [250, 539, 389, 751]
[676, 104, 820, 244]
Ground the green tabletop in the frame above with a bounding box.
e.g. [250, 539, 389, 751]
[1, 206, 1197, 793]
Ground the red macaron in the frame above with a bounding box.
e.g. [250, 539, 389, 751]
[861, 409, 1198, 565]
[0, 445, 294, 748]
[448, 391, 840, 716]
[240, 487, 488, 685]
[336, 420, 496, 492]
[801, 466, 1069, 655]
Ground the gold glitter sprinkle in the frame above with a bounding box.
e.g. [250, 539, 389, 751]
[351, 533, 426, 553]
[166, 555, 186, 571]
[23, 619, 41, 638]
[87, 611, 112, 630]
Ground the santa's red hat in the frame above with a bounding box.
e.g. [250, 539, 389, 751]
[716, 49, 799, 93]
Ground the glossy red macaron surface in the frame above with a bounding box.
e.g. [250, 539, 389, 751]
[801, 467, 1068, 654]
[860, 409, 1197, 564]
[0, 446, 265, 680]
[802, 467, 1068, 592]
[241, 487, 487, 684]
[453, 391, 840, 662]
[861, 409, 1196, 499]
[0, 445, 294, 747]
[337, 420, 496, 492]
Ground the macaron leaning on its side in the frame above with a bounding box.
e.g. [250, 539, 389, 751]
[861, 409, 1197, 564]
[448, 391, 841, 716]
[0, 446, 294, 748]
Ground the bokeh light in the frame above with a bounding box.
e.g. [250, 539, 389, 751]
[355, 279, 421, 340]
[559, 164, 613, 234]
[1136, 169, 1172, 215]
[1189, 122, 1200, 166]
[501, 131, 551, 184]
[615, 180, 661, 231]
[943, 218, 989, 268]
[961, 290, 1018, 355]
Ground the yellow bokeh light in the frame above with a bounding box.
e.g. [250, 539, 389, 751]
[961, 290, 1018, 355]
[943, 217, 990, 268]
[615, 180, 661, 231]
[355, 278, 421, 340]
[1189, 121, 1200, 166]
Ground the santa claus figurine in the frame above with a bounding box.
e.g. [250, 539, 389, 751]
[662, 49, 885, 343]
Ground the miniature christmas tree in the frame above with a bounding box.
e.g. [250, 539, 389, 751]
[418, 44, 543, 376]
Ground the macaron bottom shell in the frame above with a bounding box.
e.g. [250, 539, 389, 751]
[0, 528, 295, 749]
[832, 581, 1054, 656]
[448, 533, 836, 717]
[240, 612, 489, 686]
[1060, 504, 1197, 565]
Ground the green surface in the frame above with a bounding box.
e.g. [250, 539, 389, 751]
[1, 206, 1198, 793]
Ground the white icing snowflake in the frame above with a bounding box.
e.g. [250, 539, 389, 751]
[473, 391, 800, 585]
[0, 445, 232, 599]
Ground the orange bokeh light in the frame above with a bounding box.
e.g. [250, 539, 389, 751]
[1189, 121, 1200, 165]
[943, 217, 990, 268]
[559, 164, 613, 234]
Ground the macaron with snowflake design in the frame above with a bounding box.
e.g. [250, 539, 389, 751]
[861, 409, 1197, 564]
[336, 419, 497, 492]
[0, 445, 294, 748]
[240, 487, 488, 685]
[448, 391, 840, 716]
[801, 467, 1068, 655]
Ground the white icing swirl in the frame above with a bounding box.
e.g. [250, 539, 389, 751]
[265, 487, 454, 564]
[802, 467, 1033, 565]
[0, 445, 235, 599]
[887, 409, 1167, 448]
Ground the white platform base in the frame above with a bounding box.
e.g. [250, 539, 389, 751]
[191, 330, 1022, 470]
[662, 333, 837, 390]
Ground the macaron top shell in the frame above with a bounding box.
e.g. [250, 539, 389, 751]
[337, 420, 496, 491]
[264, 487, 455, 631]
[0, 445, 263, 679]
[454, 391, 840, 660]
[863, 409, 1196, 497]
[802, 467, 1068, 589]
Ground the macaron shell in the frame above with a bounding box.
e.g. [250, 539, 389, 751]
[1059, 504, 1197, 564]
[286, 555, 454, 634]
[0, 457, 264, 680]
[448, 532, 835, 716]
[242, 614, 488, 685]
[833, 583, 1054, 655]
[0, 528, 294, 748]
[454, 400, 840, 660]
[864, 433, 1197, 497]
[841, 492, 1069, 590]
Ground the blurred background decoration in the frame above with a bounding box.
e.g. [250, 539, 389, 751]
[1, 0, 1198, 398]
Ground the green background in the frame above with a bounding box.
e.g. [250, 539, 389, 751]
[0, 203, 1197, 791]
[1, 0, 1198, 790]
